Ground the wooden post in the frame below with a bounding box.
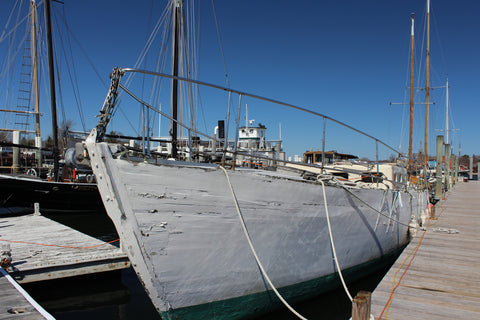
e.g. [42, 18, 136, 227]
[12, 131, 20, 173]
[445, 144, 451, 192]
[434, 135, 443, 201]
[352, 291, 371, 320]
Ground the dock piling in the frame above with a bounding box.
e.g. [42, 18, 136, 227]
[352, 290, 371, 320]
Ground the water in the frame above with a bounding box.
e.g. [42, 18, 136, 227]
[23, 211, 397, 320]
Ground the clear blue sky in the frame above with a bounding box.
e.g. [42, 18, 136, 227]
[2, 0, 479, 160]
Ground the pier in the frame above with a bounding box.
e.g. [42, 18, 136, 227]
[371, 181, 480, 319]
[0, 213, 129, 283]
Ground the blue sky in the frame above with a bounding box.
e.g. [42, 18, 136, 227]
[1, 0, 479, 160]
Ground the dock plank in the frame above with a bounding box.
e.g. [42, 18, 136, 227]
[371, 181, 480, 320]
[0, 214, 129, 283]
[0, 268, 52, 319]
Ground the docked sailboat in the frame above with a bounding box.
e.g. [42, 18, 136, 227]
[76, 1, 429, 317]
[84, 67, 428, 319]
[0, 0, 102, 214]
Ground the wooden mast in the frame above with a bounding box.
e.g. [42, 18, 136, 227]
[44, 0, 59, 181]
[30, 0, 42, 168]
[170, 0, 181, 159]
[409, 13, 415, 173]
[424, 0, 431, 167]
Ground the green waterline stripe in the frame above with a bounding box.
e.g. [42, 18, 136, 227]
[160, 247, 405, 320]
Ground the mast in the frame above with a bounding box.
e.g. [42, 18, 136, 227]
[170, 0, 181, 159]
[408, 13, 415, 172]
[445, 76, 449, 144]
[424, 0, 431, 167]
[44, 0, 59, 181]
[30, 0, 42, 168]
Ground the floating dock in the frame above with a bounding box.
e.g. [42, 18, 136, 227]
[371, 181, 480, 319]
[0, 213, 129, 283]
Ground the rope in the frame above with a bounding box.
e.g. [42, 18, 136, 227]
[335, 182, 418, 229]
[0, 267, 55, 320]
[210, 0, 230, 87]
[0, 238, 120, 249]
[219, 166, 308, 320]
[319, 180, 353, 302]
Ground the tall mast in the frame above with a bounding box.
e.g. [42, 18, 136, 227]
[170, 0, 181, 159]
[408, 13, 415, 171]
[30, 0, 41, 167]
[424, 0, 431, 167]
[445, 76, 449, 144]
[44, 0, 59, 181]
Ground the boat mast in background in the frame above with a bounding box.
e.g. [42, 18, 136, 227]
[424, 0, 431, 167]
[30, 0, 42, 168]
[445, 76, 449, 144]
[408, 13, 415, 174]
[44, 0, 59, 181]
[170, 0, 181, 159]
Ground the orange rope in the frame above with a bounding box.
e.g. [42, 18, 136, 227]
[378, 197, 447, 320]
[0, 238, 120, 249]
[242, 160, 264, 167]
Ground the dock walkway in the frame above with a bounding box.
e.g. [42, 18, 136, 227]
[371, 181, 480, 319]
[0, 268, 53, 319]
[0, 213, 129, 283]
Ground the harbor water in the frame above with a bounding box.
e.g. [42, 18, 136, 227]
[21, 210, 399, 320]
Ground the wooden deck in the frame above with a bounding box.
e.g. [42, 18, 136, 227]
[0, 268, 53, 320]
[371, 181, 480, 319]
[0, 213, 129, 283]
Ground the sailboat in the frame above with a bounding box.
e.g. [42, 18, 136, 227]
[0, 0, 103, 214]
[79, 0, 429, 318]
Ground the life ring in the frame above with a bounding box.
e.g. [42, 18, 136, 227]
[26, 168, 37, 177]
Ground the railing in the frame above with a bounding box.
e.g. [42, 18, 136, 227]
[97, 67, 430, 188]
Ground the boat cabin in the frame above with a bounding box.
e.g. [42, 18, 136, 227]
[303, 150, 358, 165]
[238, 123, 267, 150]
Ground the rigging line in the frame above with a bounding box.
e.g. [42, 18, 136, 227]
[0, 11, 29, 44]
[219, 166, 308, 320]
[0, 0, 21, 40]
[115, 1, 171, 128]
[51, 24, 67, 127]
[319, 179, 353, 302]
[53, 6, 86, 131]
[431, 13, 448, 74]
[335, 182, 418, 229]
[0, 30, 28, 81]
[118, 0, 172, 114]
[148, 6, 171, 110]
[53, 11, 107, 89]
[120, 83, 214, 142]
[181, 4, 197, 135]
[210, 0, 230, 87]
[122, 68, 404, 156]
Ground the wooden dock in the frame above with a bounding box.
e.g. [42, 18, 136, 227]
[0, 213, 129, 283]
[371, 181, 480, 319]
[0, 267, 54, 319]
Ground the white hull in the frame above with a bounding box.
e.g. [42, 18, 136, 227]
[86, 138, 427, 317]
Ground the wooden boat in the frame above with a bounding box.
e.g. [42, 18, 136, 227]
[81, 65, 429, 318]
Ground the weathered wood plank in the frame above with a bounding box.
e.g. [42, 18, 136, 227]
[0, 268, 51, 320]
[371, 181, 480, 320]
[0, 214, 129, 283]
